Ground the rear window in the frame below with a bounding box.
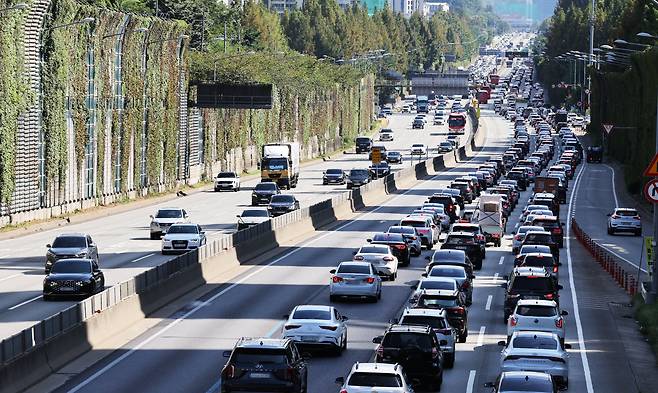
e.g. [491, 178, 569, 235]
[512, 336, 558, 350]
[521, 255, 556, 268]
[388, 226, 415, 235]
[359, 246, 389, 254]
[418, 295, 458, 308]
[533, 219, 559, 229]
[400, 220, 426, 228]
[337, 264, 371, 274]
[399, 315, 447, 330]
[382, 332, 432, 349]
[232, 348, 288, 365]
[452, 226, 478, 234]
[373, 233, 404, 242]
[616, 210, 638, 217]
[510, 276, 554, 292]
[348, 372, 402, 388]
[292, 309, 331, 320]
[419, 280, 457, 291]
[524, 233, 552, 243]
[445, 235, 475, 245]
[516, 305, 558, 317]
[520, 245, 551, 254]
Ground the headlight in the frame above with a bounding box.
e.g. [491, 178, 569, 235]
[75, 251, 87, 257]
[48, 281, 58, 287]
[189, 238, 199, 243]
[252, 192, 257, 196]
[75, 281, 85, 286]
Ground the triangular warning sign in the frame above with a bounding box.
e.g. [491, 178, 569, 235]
[644, 154, 658, 176]
[602, 124, 614, 135]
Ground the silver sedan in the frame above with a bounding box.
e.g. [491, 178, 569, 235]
[353, 244, 399, 280]
[329, 261, 382, 302]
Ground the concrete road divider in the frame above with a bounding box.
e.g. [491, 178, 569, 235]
[0, 109, 484, 393]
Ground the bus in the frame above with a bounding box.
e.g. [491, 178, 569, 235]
[448, 113, 467, 134]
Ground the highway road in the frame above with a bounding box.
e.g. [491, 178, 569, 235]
[0, 106, 471, 341]
[39, 106, 643, 393]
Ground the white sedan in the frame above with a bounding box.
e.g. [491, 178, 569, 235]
[282, 305, 348, 354]
[354, 244, 398, 280]
[161, 223, 206, 254]
[410, 143, 427, 155]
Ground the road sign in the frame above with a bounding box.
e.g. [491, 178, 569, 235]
[371, 147, 382, 164]
[602, 124, 614, 135]
[644, 179, 658, 203]
[646, 237, 654, 267]
[643, 154, 658, 176]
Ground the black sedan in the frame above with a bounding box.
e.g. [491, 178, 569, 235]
[386, 151, 403, 164]
[369, 162, 391, 179]
[322, 169, 346, 185]
[268, 194, 300, 216]
[441, 232, 485, 270]
[43, 259, 105, 300]
[346, 169, 370, 189]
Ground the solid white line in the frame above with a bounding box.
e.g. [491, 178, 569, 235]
[476, 326, 486, 347]
[0, 273, 21, 283]
[67, 119, 493, 393]
[466, 370, 477, 393]
[131, 253, 155, 263]
[498, 256, 505, 265]
[204, 379, 221, 393]
[8, 295, 42, 310]
[485, 295, 493, 311]
[600, 244, 648, 273]
[603, 164, 619, 208]
[566, 162, 595, 393]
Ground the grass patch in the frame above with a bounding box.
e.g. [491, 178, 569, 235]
[634, 294, 658, 360]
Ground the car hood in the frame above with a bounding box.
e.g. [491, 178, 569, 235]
[254, 190, 277, 195]
[152, 218, 184, 224]
[49, 247, 86, 255]
[163, 233, 201, 241]
[47, 273, 93, 281]
[269, 202, 294, 207]
[349, 176, 369, 181]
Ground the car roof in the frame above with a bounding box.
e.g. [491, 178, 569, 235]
[55, 233, 88, 237]
[615, 207, 638, 212]
[170, 223, 197, 227]
[349, 362, 400, 374]
[237, 338, 290, 349]
[158, 207, 183, 211]
[419, 289, 460, 297]
[525, 230, 552, 236]
[292, 304, 332, 313]
[338, 261, 371, 267]
[448, 231, 475, 237]
[401, 307, 447, 318]
[516, 299, 557, 307]
[532, 215, 558, 221]
[522, 252, 554, 258]
[511, 330, 557, 340]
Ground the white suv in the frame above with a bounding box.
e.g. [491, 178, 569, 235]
[335, 362, 414, 393]
[507, 299, 567, 342]
[214, 171, 240, 192]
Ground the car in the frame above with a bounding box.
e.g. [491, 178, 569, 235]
[355, 136, 373, 153]
[586, 146, 603, 163]
[214, 171, 240, 191]
[411, 289, 468, 343]
[441, 232, 484, 269]
[531, 215, 564, 247]
[498, 331, 570, 389]
[347, 169, 371, 189]
[521, 231, 560, 263]
[42, 259, 105, 300]
[433, 115, 444, 125]
[410, 143, 427, 155]
[447, 135, 460, 149]
[353, 244, 399, 280]
[161, 223, 206, 254]
[438, 141, 454, 153]
[236, 208, 271, 231]
[411, 276, 460, 302]
[484, 371, 558, 393]
[450, 223, 486, 254]
[397, 308, 457, 368]
[399, 216, 439, 249]
[507, 299, 567, 343]
[386, 151, 403, 164]
[387, 225, 422, 256]
[373, 325, 444, 389]
[422, 265, 473, 305]
[369, 162, 391, 179]
[330, 261, 382, 302]
[45, 233, 99, 274]
[221, 338, 308, 393]
[322, 169, 346, 185]
[335, 362, 414, 393]
[379, 129, 394, 141]
[252, 182, 281, 206]
[607, 207, 642, 236]
[426, 194, 459, 222]
[282, 305, 348, 354]
[149, 207, 189, 239]
[425, 249, 474, 277]
[368, 233, 411, 266]
[515, 251, 560, 281]
[502, 267, 563, 322]
[268, 194, 300, 216]
[512, 225, 544, 254]
[422, 203, 452, 230]
[412, 118, 425, 129]
[449, 181, 473, 204]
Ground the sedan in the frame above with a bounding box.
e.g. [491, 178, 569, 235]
[438, 141, 454, 153]
[329, 261, 382, 302]
[386, 151, 403, 164]
[283, 305, 348, 354]
[387, 225, 422, 256]
[353, 244, 398, 280]
[268, 194, 300, 216]
[161, 223, 206, 254]
[607, 208, 642, 236]
[423, 265, 473, 305]
[512, 225, 544, 254]
[43, 259, 105, 300]
[323, 169, 346, 185]
[410, 144, 427, 155]
[484, 371, 557, 393]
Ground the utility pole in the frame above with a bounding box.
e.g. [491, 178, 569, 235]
[224, 20, 227, 54]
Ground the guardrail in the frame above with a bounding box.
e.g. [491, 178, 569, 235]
[571, 218, 638, 296]
[0, 108, 483, 392]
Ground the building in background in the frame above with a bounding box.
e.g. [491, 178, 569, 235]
[263, 0, 304, 13]
[421, 1, 449, 17]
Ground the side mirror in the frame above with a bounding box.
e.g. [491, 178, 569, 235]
[149, 215, 154, 219]
[421, 273, 428, 278]
[557, 285, 564, 290]
[497, 340, 507, 346]
[366, 239, 372, 243]
[282, 314, 289, 319]
[46, 244, 52, 248]
[440, 339, 448, 346]
[223, 350, 232, 358]
[341, 316, 349, 321]
[561, 310, 569, 316]
[330, 269, 336, 274]
[335, 377, 345, 385]
[564, 343, 573, 350]
[372, 336, 383, 344]
[236, 215, 241, 218]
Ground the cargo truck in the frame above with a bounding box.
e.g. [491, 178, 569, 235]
[473, 194, 505, 247]
[260, 142, 300, 189]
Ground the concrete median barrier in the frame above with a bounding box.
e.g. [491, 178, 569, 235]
[0, 109, 486, 393]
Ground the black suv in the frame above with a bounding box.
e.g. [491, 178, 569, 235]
[355, 136, 372, 153]
[531, 216, 564, 248]
[45, 233, 99, 274]
[369, 162, 391, 179]
[412, 289, 468, 342]
[427, 194, 458, 222]
[221, 338, 308, 393]
[521, 231, 560, 263]
[450, 182, 473, 204]
[507, 170, 528, 190]
[373, 325, 444, 389]
[441, 232, 484, 269]
[252, 182, 281, 206]
[502, 267, 562, 322]
[586, 146, 603, 163]
[368, 233, 411, 266]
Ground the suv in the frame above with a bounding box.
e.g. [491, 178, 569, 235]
[450, 223, 486, 257]
[607, 207, 642, 236]
[45, 233, 99, 274]
[412, 289, 468, 342]
[507, 299, 567, 343]
[586, 146, 603, 163]
[502, 267, 563, 322]
[531, 215, 564, 248]
[441, 232, 484, 269]
[521, 231, 560, 263]
[368, 233, 411, 266]
[214, 171, 241, 192]
[149, 207, 189, 239]
[221, 338, 308, 393]
[427, 194, 458, 222]
[335, 362, 414, 393]
[355, 136, 372, 153]
[373, 325, 444, 389]
[252, 182, 281, 206]
[397, 308, 457, 368]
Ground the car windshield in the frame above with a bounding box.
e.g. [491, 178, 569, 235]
[420, 280, 457, 291]
[512, 336, 558, 350]
[511, 277, 553, 291]
[388, 152, 400, 156]
[241, 210, 269, 218]
[292, 309, 331, 320]
[382, 332, 432, 350]
[400, 315, 447, 329]
[51, 260, 91, 274]
[440, 142, 452, 147]
[418, 296, 458, 308]
[263, 157, 288, 171]
[388, 226, 415, 235]
[326, 169, 343, 175]
[348, 372, 403, 387]
[52, 236, 86, 248]
[399, 220, 426, 228]
[155, 209, 182, 219]
[350, 170, 368, 177]
[271, 195, 294, 203]
[445, 236, 475, 245]
[232, 349, 287, 365]
[337, 264, 370, 274]
[255, 183, 277, 191]
[500, 376, 554, 392]
[359, 246, 389, 254]
[429, 267, 466, 278]
[516, 305, 558, 317]
[167, 225, 198, 234]
[217, 172, 237, 178]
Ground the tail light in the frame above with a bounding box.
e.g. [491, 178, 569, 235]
[383, 256, 394, 262]
[354, 256, 364, 261]
[224, 364, 235, 379]
[553, 266, 559, 273]
[477, 234, 485, 241]
[493, 233, 501, 238]
[450, 307, 465, 315]
[332, 276, 343, 283]
[555, 318, 564, 329]
[612, 214, 620, 219]
[365, 277, 375, 284]
[544, 293, 555, 300]
[514, 235, 522, 241]
[395, 244, 407, 250]
[450, 205, 455, 211]
[509, 316, 518, 326]
[552, 228, 562, 234]
[284, 324, 301, 330]
[462, 281, 471, 290]
[376, 345, 384, 357]
[340, 390, 348, 393]
[320, 325, 338, 331]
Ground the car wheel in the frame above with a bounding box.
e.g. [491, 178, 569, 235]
[43, 295, 51, 301]
[607, 227, 614, 235]
[390, 272, 397, 281]
[636, 230, 642, 237]
[459, 332, 467, 343]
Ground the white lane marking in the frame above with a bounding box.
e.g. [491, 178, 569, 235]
[493, 272, 499, 281]
[600, 245, 648, 273]
[8, 295, 42, 310]
[204, 379, 221, 393]
[566, 162, 595, 393]
[498, 256, 504, 265]
[131, 253, 155, 263]
[67, 120, 493, 393]
[476, 326, 486, 347]
[485, 295, 493, 311]
[603, 164, 619, 208]
[0, 273, 22, 283]
[466, 370, 477, 393]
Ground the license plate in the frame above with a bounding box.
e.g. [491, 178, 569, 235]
[302, 336, 318, 342]
[59, 287, 75, 292]
[454, 246, 468, 250]
[250, 372, 270, 379]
